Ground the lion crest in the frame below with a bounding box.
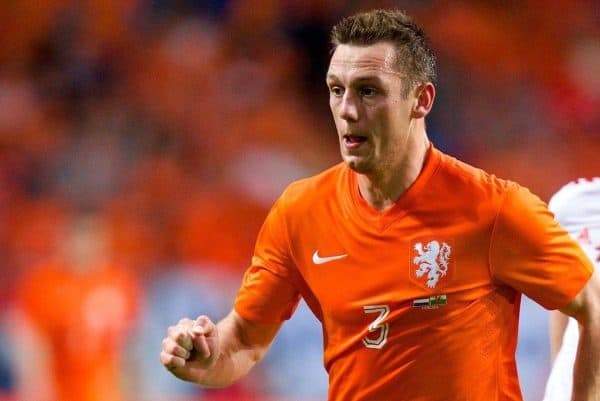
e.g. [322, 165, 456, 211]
[413, 240, 452, 288]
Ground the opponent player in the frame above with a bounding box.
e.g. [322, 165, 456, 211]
[543, 178, 600, 401]
[160, 10, 600, 400]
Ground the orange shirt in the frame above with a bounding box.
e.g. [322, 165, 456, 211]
[234, 146, 593, 401]
[17, 262, 139, 401]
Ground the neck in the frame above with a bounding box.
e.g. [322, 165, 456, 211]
[357, 134, 430, 212]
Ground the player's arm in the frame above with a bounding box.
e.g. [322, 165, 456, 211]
[549, 309, 570, 361]
[161, 192, 297, 386]
[559, 269, 600, 400]
[160, 310, 282, 387]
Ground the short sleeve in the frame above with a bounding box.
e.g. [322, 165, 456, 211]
[489, 183, 593, 310]
[234, 195, 301, 324]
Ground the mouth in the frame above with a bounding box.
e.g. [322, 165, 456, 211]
[343, 134, 368, 149]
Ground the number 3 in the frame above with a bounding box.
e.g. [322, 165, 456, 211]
[362, 304, 390, 349]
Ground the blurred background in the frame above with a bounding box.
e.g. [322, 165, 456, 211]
[1, 0, 599, 400]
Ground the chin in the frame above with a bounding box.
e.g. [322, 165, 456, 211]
[343, 155, 371, 175]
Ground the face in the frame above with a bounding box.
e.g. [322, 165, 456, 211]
[326, 42, 417, 175]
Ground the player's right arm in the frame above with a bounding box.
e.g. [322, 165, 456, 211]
[161, 191, 300, 387]
[160, 310, 282, 387]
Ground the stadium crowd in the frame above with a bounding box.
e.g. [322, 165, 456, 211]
[0, 1, 599, 400]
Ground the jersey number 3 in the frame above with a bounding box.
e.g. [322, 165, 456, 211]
[362, 304, 390, 349]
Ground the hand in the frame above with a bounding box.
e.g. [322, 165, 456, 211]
[160, 316, 220, 383]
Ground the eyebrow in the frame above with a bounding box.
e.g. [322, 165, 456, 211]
[325, 74, 384, 84]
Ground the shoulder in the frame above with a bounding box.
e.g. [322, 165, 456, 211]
[430, 149, 553, 228]
[435, 149, 514, 202]
[277, 163, 346, 211]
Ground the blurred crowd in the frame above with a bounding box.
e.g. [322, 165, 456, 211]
[0, 1, 599, 400]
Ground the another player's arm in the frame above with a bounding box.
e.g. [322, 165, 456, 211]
[560, 270, 600, 400]
[160, 310, 282, 387]
[549, 310, 570, 361]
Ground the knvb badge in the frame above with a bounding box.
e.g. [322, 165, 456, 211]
[412, 295, 447, 309]
[410, 239, 454, 290]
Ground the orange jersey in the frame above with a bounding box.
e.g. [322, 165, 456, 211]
[17, 262, 139, 401]
[234, 146, 593, 401]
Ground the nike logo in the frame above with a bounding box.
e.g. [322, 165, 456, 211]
[312, 250, 348, 265]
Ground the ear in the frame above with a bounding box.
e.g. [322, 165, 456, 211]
[411, 82, 435, 118]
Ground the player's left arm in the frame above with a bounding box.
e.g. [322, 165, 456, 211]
[560, 269, 600, 400]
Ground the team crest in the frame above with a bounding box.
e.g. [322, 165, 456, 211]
[410, 240, 454, 290]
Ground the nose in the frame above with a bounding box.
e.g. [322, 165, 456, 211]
[339, 92, 359, 122]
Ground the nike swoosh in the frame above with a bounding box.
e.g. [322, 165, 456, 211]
[312, 250, 348, 265]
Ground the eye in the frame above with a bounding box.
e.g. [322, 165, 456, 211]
[329, 86, 344, 97]
[359, 86, 377, 97]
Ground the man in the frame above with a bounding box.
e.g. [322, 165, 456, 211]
[15, 212, 140, 401]
[543, 178, 600, 401]
[160, 10, 600, 400]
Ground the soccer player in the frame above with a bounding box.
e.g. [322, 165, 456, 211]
[160, 10, 600, 400]
[543, 178, 600, 401]
[14, 212, 140, 401]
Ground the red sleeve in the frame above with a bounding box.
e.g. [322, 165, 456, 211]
[490, 183, 593, 310]
[234, 195, 301, 324]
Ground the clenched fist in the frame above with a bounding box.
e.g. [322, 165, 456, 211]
[160, 316, 220, 383]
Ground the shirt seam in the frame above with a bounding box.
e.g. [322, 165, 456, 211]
[277, 191, 299, 271]
[488, 182, 515, 284]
